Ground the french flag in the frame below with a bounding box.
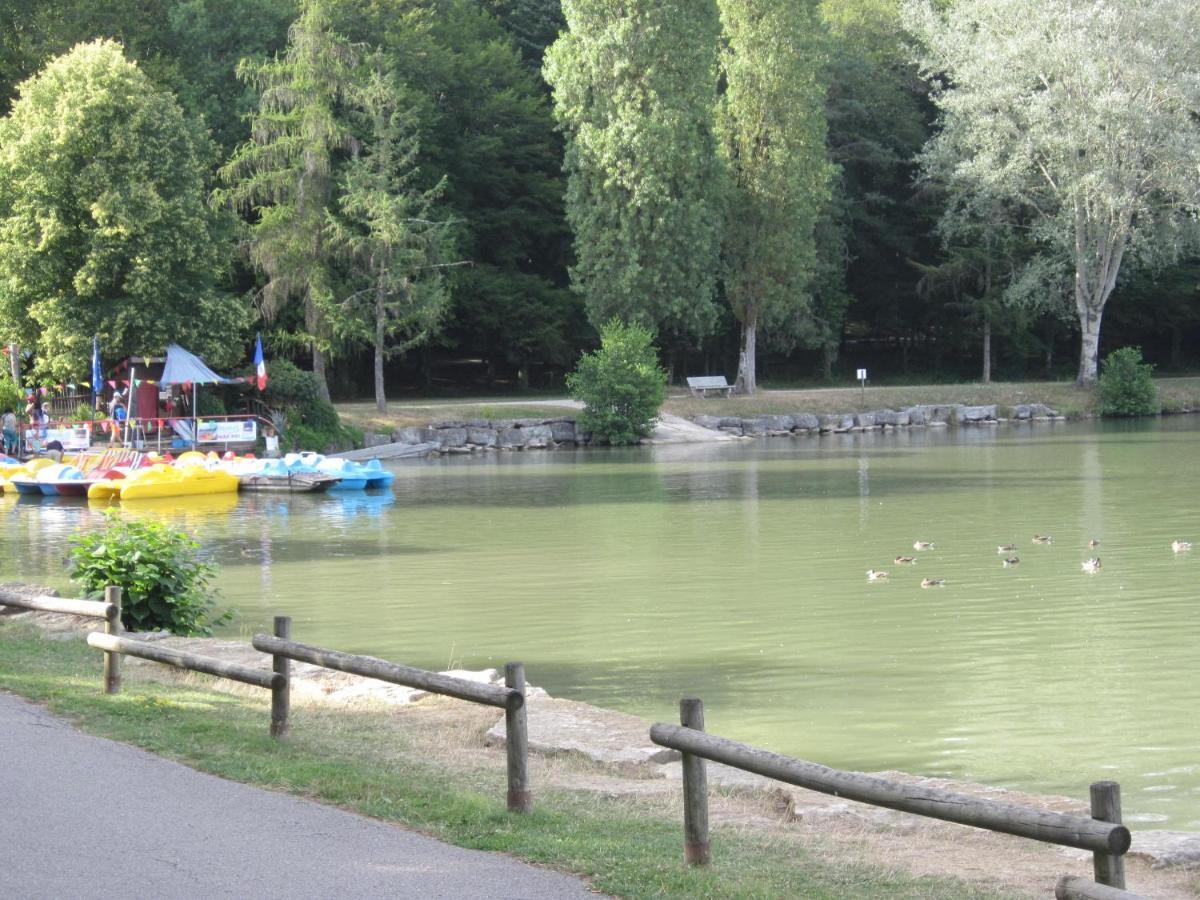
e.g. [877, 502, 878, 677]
[253, 333, 268, 391]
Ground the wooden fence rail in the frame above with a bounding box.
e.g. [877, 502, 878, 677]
[2, 586, 123, 694]
[651, 698, 1132, 891]
[250, 633, 531, 812]
[87, 632, 282, 690]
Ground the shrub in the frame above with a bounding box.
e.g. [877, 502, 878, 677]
[72, 402, 96, 422]
[1097, 346, 1159, 417]
[255, 358, 356, 451]
[68, 513, 229, 635]
[0, 374, 23, 418]
[567, 319, 667, 445]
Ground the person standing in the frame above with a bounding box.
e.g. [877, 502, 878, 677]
[1, 407, 18, 457]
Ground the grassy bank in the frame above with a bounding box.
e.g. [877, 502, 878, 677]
[0, 621, 1020, 900]
[336, 378, 1200, 433]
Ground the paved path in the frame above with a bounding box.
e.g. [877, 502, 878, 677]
[0, 692, 598, 899]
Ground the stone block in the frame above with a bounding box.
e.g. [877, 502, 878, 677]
[523, 424, 555, 448]
[959, 404, 997, 423]
[693, 415, 721, 430]
[467, 427, 498, 447]
[855, 412, 877, 428]
[393, 426, 425, 444]
[741, 418, 767, 435]
[792, 413, 819, 430]
[363, 431, 390, 448]
[498, 427, 527, 449]
[549, 421, 577, 443]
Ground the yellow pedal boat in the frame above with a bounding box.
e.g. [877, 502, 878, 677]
[119, 464, 240, 501]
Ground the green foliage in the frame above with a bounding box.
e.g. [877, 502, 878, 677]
[0, 374, 22, 417]
[545, 1, 724, 342]
[196, 392, 227, 416]
[68, 513, 228, 636]
[215, 0, 359, 400]
[0, 39, 246, 381]
[72, 403, 96, 422]
[717, 0, 835, 391]
[261, 359, 354, 451]
[1097, 347, 1159, 417]
[567, 319, 666, 445]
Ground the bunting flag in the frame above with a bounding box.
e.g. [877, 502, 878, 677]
[107, 380, 116, 389]
[133, 378, 141, 387]
[80, 381, 90, 388]
[254, 333, 268, 391]
[38, 386, 48, 396]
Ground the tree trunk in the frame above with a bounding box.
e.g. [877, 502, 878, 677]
[305, 293, 332, 402]
[374, 284, 387, 413]
[1076, 303, 1103, 386]
[8, 343, 20, 383]
[735, 305, 757, 395]
[981, 319, 992, 384]
[821, 338, 835, 381]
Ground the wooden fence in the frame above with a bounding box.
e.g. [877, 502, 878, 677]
[1, 586, 124, 693]
[1, 588, 1157, 889]
[250, 632, 531, 813]
[650, 697, 1140, 896]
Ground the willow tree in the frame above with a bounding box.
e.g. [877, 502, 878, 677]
[717, 0, 834, 394]
[0, 40, 243, 380]
[905, 0, 1200, 385]
[215, 0, 357, 401]
[544, 0, 724, 344]
[328, 62, 451, 412]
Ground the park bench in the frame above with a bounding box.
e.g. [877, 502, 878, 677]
[686, 375, 735, 398]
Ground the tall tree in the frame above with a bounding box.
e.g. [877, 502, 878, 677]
[906, 0, 1200, 385]
[0, 39, 244, 380]
[544, 0, 724, 344]
[215, 0, 357, 401]
[717, 0, 834, 394]
[328, 61, 452, 412]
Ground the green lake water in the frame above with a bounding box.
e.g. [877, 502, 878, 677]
[4, 418, 1199, 828]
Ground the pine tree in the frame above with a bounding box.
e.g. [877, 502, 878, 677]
[215, 0, 357, 401]
[328, 60, 452, 412]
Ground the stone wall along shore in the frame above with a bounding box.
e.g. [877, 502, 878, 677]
[363, 403, 1064, 455]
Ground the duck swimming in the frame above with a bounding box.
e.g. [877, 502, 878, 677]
[866, 569, 889, 581]
[913, 541, 935, 551]
[1172, 540, 1192, 553]
[894, 556, 916, 565]
[1088, 539, 1101, 548]
[1002, 556, 1020, 567]
[1081, 557, 1102, 573]
[1032, 535, 1053, 545]
[997, 544, 1016, 553]
[921, 578, 946, 588]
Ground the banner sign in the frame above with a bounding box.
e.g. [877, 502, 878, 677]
[46, 424, 92, 450]
[196, 419, 257, 444]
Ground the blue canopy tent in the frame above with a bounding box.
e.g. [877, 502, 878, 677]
[158, 344, 233, 448]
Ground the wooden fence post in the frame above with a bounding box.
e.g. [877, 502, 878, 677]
[1090, 782, 1126, 889]
[270, 616, 291, 740]
[504, 662, 531, 813]
[103, 586, 122, 695]
[680, 697, 711, 866]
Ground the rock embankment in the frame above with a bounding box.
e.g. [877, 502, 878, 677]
[693, 403, 1062, 438]
[351, 403, 1066, 458]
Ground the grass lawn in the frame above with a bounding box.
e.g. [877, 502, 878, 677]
[663, 376, 1200, 420]
[337, 400, 582, 434]
[0, 621, 1023, 900]
[336, 378, 1200, 432]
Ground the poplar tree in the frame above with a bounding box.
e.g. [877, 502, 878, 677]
[544, 0, 724, 343]
[215, 0, 356, 401]
[717, 0, 834, 394]
[328, 62, 452, 412]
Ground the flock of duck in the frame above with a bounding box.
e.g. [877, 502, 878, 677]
[865, 536, 1194, 587]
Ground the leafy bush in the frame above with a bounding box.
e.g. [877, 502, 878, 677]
[196, 391, 227, 416]
[72, 402, 97, 422]
[567, 319, 667, 445]
[258, 358, 356, 451]
[0, 374, 23, 418]
[1097, 346, 1159, 417]
[68, 513, 229, 635]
